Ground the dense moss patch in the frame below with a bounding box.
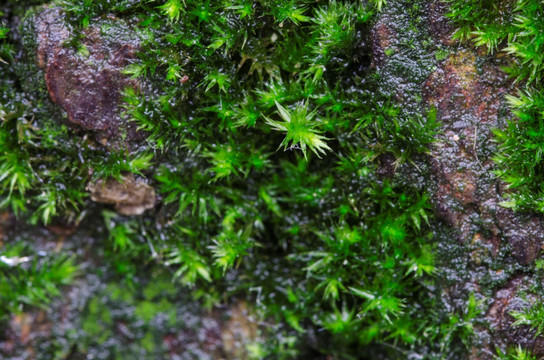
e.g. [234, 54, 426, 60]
[3, 0, 532, 358]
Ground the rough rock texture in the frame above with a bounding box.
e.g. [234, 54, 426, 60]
[221, 302, 261, 360]
[87, 174, 156, 216]
[34, 7, 145, 145]
[423, 49, 544, 265]
[0, 220, 263, 360]
[367, 2, 544, 357]
[370, 18, 394, 69]
[485, 276, 544, 354]
[421, 4, 544, 357]
[4, 1, 544, 358]
[427, 1, 456, 46]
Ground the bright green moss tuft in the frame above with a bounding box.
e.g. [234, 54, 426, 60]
[495, 346, 539, 360]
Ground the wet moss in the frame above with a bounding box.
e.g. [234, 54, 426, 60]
[1, 0, 529, 358]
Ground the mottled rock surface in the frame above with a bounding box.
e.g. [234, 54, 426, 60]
[485, 276, 544, 355]
[87, 174, 155, 216]
[423, 49, 544, 266]
[34, 7, 144, 144]
[0, 220, 263, 360]
[421, 4, 544, 357]
[367, 2, 544, 357]
[3, 1, 544, 359]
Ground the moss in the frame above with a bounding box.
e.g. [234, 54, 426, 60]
[0, 241, 78, 321]
[0, 0, 502, 358]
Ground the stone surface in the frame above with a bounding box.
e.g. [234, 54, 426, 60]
[34, 7, 145, 145]
[423, 48, 544, 266]
[4, 1, 544, 358]
[87, 174, 155, 216]
[420, 3, 544, 357]
[484, 276, 544, 355]
[370, 18, 394, 69]
[427, 1, 456, 46]
[366, 2, 544, 357]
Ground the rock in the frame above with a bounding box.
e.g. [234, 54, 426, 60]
[484, 276, 544, 356]
[0, 211, 14, 246]
[427, 1, 456, 46]
[419, 8, 544, 357]
[423, 49, 544, 265]
[159, 301, 262, 360]
[221, 301, 260, 360]
[2, 311, 53, 359]
[33, 7, 145, 145]
[87, 174, 155, 216]
[370, 17, 394, 68]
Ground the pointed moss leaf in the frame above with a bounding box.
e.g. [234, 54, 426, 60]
[265, 101, 331, 159]
[349, 287, 375, 300]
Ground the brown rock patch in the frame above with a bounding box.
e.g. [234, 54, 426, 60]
[87, 174, 155, 216]
[424, 48, 544, 265]
[35, 7, 144, 145]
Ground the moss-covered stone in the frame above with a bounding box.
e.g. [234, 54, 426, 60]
[3, 0, 544, 359]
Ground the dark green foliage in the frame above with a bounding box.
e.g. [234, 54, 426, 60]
[0, 0, 476, 358]
[511, 301, 544, 337]
[0, 89, 87, 222]
[445, 0, 516, 52]
[0, 242, 78, 320]
[87, 0, 449, 356]
[495, 346, 539, 360]
[493, 89, 544, 211]
[0, 25, 9, 62]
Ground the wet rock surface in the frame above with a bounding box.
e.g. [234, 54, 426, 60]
[370, 1, 544, 357]
[370, 18, 394, 69]
[3, 0, 544, 358]
[87, 174, 156, 216]
[421, 3, 544, 358]
[423, 49, 544, 266]
[485, 276, 544, 355]
[0, 220, 264, 360]
[427, 1, 456, 46]
[33, 7, 145, 144]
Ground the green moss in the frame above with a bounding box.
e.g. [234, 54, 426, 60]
[0, 242, 78, 320]
[0, 0, 487, 358]
[496, 346, 539, 360]
[140, 332, 156, 353]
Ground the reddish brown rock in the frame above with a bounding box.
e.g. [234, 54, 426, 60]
[0, 211, 14, 246]
[34, 7, 144, 145]
[221, 301, 261, 360]
[484, 277, 544, 355]
[427, 1, 456, 46]
[370, 18, 394, 68]
[423, 49, 544, 265]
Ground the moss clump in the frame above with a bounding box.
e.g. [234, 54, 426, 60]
[0, 241, 78, 320]
[0, 0, 486, 358]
